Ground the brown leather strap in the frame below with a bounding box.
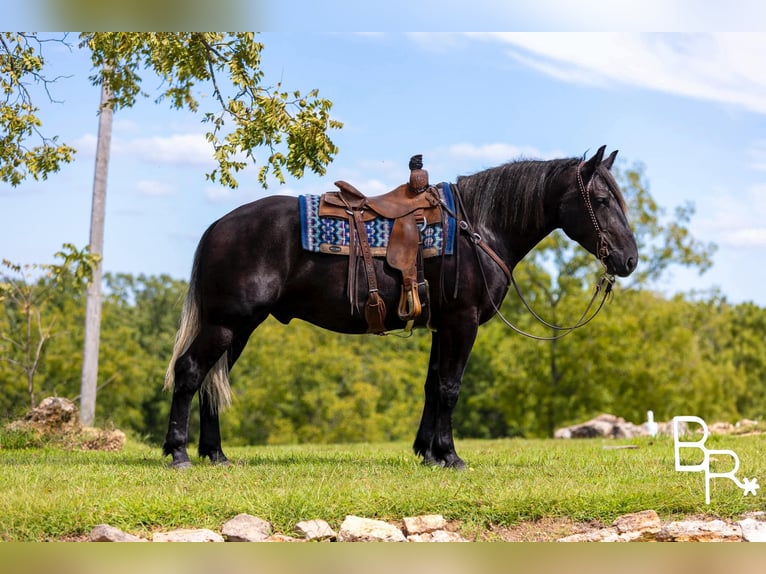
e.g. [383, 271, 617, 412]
[352, 209, 387, 333]
[475, 237, 512, 285]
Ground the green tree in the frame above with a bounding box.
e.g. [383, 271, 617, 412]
[1, 33, 342, 425]
[0, 33, 76, 185]
[0, 244, 97, 410]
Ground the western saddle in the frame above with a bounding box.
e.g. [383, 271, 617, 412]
[318, 155, 445, 334]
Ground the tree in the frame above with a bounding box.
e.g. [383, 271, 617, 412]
[1, 33, 343, 424]
[0, 244, 97, 409]
[0, 33, 75, 186]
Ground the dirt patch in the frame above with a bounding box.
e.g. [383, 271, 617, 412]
[479, 517, 607, 542]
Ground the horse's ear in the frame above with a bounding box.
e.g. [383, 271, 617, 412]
[602, 149, 618, 170]
[581, 145, 606, 181]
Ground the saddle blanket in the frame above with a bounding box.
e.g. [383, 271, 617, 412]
[299, 182, 457, 257]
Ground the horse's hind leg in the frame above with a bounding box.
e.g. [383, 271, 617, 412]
[197, 329, 253, 465]
[163, 324, 233, 468]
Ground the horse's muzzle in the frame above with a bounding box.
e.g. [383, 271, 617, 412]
[605, 249, 637, 277]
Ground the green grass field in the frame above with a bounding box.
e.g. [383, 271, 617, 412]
[0, 434, 762, 541]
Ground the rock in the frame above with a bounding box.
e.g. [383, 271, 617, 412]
[337, 515, 406, 542]
[294, 519, 336, 541]
[558, 529, 616, 542]
[737, 518, 766, 542]
[89, 524, 145, 542]
[7, 397, 80, 434]
[80, 427, 126, 452]
[265, 534, 304, 542]
[152, 528, 224, 542]
[402, 514, 447, 536]
[554, 414, 644, 439]
[221, 514, 272, 542]
[612, 510, 662, 539]
[656, 520, 741, 542]
[407, 530, 468, 542]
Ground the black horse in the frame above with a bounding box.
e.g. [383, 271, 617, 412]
[163, 145, 638, 469]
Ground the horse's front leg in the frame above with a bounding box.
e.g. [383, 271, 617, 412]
[413, 321, 478, 469]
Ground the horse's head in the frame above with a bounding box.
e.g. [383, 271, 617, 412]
[558, 145, 638, 277]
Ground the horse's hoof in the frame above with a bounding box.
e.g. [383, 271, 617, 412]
[446, 459, 467, 471]
[421, 456, 445, 468]
[212, 459, 231, 467]
[168, 460, 192, 470]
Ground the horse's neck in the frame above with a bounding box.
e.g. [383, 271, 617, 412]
[479, 196, 560, 270]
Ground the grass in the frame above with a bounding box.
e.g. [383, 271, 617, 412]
[0, 434, 763, 541]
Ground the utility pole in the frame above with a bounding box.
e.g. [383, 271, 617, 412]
[79, 76, 113, 426]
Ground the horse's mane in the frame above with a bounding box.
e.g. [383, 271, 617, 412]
[455, 157, 626, 232]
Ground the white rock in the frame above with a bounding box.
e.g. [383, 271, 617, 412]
[403, 515, 447, 535]
[738, 518, 766, 542]
[152, 528, 224, 542]
[656, 520, 741, 542]
[407, 530, 467, 542]
[221, 513, 272, 542]
[89, 524, 145, 542]
[337, 515, 406, 542]
[294, 519, 336, 541]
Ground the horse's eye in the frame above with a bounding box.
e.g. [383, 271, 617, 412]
[595, 196, 609, 207]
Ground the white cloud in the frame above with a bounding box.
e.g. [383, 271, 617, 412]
[466, 33, 766, 115]
[115, 133, 215, 167]
[695, 184, 766, 248]
[204, 185, 236, 204]
[136, 180, 174, 197]
[444, 142, 547, 163]
[719, 227, 766, 248]
[747, 140, 766, 171]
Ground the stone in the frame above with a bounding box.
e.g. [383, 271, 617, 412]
[612, 510, 662, 539]
[402, 514, 447, 536]
[557, 528, 617, 542]
[737, 518, 766, 542]
[554, 414, 644, 439]
[89, 524, 145, 542]
[221, 513, 272, 542]
[656, 520, 742, 542]
[266, 534, 304, 542]
[337, 515, 406, 542]
[407, 530, 468, 542]
[294, 519, 336, 541]
[152, 528, 224, 542]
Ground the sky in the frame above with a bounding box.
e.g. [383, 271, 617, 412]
[3, 29, 766, 306]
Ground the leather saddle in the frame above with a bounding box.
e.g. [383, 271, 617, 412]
[318, 155, 444, 334]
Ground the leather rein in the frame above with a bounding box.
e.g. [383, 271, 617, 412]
[447, 161, 616, 341]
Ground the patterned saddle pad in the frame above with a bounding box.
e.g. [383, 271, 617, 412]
[299, 182, 457, 257]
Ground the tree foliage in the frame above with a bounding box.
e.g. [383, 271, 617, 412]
[1, 32, 342, 189]
[0, 244, 98, 410]
[0, 33, 76, 186]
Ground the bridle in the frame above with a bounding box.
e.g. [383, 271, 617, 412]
[576, 160, 612, 268]
[449, 161, 616, 341]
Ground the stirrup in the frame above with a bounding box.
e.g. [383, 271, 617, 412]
[398, 285, 422, 321]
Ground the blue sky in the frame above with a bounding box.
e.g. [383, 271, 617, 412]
[2, 31, 766, 305]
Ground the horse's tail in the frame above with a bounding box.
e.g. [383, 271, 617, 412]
[164, 223, 232, 411]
